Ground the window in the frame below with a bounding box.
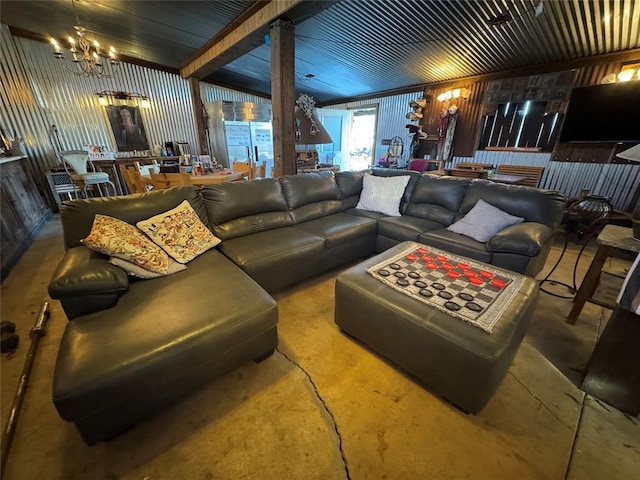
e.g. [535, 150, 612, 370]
[478, 101, 562, 152]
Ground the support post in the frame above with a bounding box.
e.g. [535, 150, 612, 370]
[270, 20, 296, 177]
[188, 77, 209, 155]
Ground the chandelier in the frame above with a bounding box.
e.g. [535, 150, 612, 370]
[50, 25, 119, 78]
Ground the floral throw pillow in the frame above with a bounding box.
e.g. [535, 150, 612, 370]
[136, 200, 221, 264]
[82, 214, 170, 274]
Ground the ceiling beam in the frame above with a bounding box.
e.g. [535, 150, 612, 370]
[181, 0, 325, 80]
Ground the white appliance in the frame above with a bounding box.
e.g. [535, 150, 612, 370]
[206, 101, 273, 175]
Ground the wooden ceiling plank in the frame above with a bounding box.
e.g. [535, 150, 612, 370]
[181, 0, 303, 79]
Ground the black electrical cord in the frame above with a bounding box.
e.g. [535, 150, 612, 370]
[538, 230, 595, 299]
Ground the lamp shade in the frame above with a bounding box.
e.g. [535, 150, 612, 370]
[617, 143, 640, 162]
[295, 109, 333, 145]
[617, 143, 640, 241]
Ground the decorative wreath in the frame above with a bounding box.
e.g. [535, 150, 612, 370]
[296, 93, 320, 136]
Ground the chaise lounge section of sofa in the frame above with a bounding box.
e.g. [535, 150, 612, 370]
[48, 187, 278, 445]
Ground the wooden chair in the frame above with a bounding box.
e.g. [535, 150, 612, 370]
[445, 168, 488, 179]
[119, 165, 147, 194]
[496, 164, 545, 187]
[232, 160, 251, 179]
[134, 160, 159, 176]
[455, 162, 493, 170]
[252, 161, 267, 179]
[149, 170, 192, 189]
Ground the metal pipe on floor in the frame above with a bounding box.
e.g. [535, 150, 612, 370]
[0, 302, 50, 478]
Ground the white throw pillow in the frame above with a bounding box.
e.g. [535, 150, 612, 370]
[447, 199, 524, 242]
[356, 173, 411, 216]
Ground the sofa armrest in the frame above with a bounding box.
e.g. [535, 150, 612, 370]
[48, 246, 129, 319]
[487, 223, 553, 257]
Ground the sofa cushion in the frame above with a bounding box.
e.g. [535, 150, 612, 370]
[447, 199, 524, 243]
[378, 215, 444, 242]
[201, 178, 291, 227]
[279, 171, 343, 223]
[82, 214, 170, 274]
[336, 170, 367, 209]
[418, 229, 492, 263]
[405, 175, 470, 225]
[459, 181, 565, 227]
[137, 200, 221, 263]
[295, 213, 378, 248]
[356, 173, 411, 216]
[218, 227, 325, 276]
[344, 207, 388, 220]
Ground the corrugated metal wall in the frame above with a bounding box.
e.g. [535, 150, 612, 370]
[326, 89, 424, 164]
[449, 150, 640, 211]
[2, 25, 638, 212]
[0, 25, 268, 209]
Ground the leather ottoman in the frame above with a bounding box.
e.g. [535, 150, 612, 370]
[334, 241, 538, 413]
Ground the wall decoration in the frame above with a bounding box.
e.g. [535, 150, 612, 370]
[482, 70, 576, 114]
[106, 105, 149, 151]
[437, 105, 458, 163]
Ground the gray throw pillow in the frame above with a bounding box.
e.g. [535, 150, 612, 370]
[448, 199, 524, 242]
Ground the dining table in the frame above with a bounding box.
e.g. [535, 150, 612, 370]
[142, 169, 244, 186]
[188, 170, 245, 185]
[487, 174, 528, 185]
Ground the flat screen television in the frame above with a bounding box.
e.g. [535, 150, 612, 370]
[559, 82, 640, 143]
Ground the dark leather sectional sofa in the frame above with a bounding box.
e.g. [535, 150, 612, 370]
[48, 168, 565, 444]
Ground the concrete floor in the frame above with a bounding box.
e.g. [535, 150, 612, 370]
[1, 216, 639, 480]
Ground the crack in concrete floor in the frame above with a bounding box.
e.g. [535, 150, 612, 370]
[275, 347, 351, 480]
[507, 371, 577, 430]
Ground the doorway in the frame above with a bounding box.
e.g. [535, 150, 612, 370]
[317, 106, 378, 172]
[347, 107, 377, 171]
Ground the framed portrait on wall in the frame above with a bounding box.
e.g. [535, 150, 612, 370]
[106, 105, 150, 151]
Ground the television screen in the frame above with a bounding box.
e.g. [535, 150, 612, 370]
[559, 82, 640, 143]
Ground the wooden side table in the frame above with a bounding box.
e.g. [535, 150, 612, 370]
[566, 224, 640, 325]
